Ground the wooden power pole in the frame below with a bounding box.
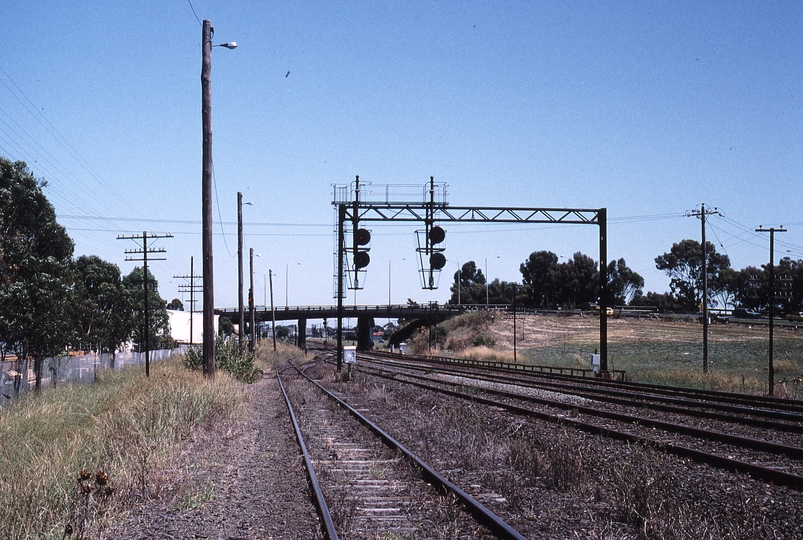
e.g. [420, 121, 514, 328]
[117, 231, 173, 376]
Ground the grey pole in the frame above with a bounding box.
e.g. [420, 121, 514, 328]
[249, 248, 255, 353]
[756, 225, 787, 396]
[701, 203, 709, 373]
[238, 192, 245, 351]
[270, 269, 277, 352]
[201, 20, 215, 377]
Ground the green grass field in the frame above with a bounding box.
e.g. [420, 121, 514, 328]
[415, 312, 803, 398]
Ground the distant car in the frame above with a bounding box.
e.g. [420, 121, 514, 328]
[590, 304, 614, 316]
[733, 308, 762, 319]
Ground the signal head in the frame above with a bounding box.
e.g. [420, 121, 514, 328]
[430, 253, 446, 270]
[355, 228, 371, 245]
[354, 251, 371, 269]
[429, 226, 445, 244]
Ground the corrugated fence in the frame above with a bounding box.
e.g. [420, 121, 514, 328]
[0, 347, 187, 409]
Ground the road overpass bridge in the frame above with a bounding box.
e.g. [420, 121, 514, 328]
[216, 303, 479, 323]
[215, 303, 487, 350]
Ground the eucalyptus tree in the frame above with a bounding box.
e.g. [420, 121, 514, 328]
[0, 158, 74, 389]
[519, 250, 560, 307]
[122, 267, 172, 352]
[71, 255, 134, 359]
[449, 261, 487, 304]
[605, 258, 645, 306]
[655, 239, 732, 312]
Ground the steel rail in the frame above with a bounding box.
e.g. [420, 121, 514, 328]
[355, 362, 803, 491]
[362, 354, 803, 433]
[277, 367, 339, 540]
[291, 361, 527, 540]
[360, 360, 803, 459]
[372, 350, 803, 413]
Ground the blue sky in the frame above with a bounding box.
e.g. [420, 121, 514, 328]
[3, 1, 802, 311]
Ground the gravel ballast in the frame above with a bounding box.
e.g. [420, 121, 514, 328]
[101, 373, 322, 540]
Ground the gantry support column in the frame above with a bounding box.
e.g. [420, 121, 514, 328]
[297, 317, 307, 349]
[357, 315, 374, 351]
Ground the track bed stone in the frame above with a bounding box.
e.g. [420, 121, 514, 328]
[101, 374, 322, 540]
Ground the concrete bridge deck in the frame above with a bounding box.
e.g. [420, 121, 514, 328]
[215, 303, 503, 322]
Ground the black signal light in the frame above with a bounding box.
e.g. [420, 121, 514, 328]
[430, 253, 446, 270]
[429, 226, 445, 244]
[354, 251, 371, 269]
[355, 228, 371, 245]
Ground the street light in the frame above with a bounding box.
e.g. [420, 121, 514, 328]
[269, 269, 277, 352]
[387, 258, 405, 305]
[249, 248, 256, 352]
[237, 192, 253, 351]
[253, 254, 264, 344]
[201, 20, 236, 377]
[485, 256, 500, 307]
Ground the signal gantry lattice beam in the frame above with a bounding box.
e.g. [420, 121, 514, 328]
[333, 177, 608, 375]
[344, 205, 601, 225]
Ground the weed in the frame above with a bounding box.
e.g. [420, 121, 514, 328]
[63, 469, 115, 540]
[255, 341, 308, 372]
[0, 358, 246, 538]
[472, 334, 496, 348]
[325, 483, 358, 533]
[184, 337, 263, 383]
[427, 492, 466, 539]
[543, 430, 586, 491]
[171, 484, 215, 510]
[507, 435, 546, 483]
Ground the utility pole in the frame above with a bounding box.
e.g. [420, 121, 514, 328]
[200, 23, 236, 377]
[175, 256, 202, 345]
[512, 283, 518, 364]
[117, 231, 173, 377]
[238, 191, 245, 351]
[269, 269, 277, 352]
[336, 204, 346, 371]
[249, 248, 255, 353]
[201, 19, 215, 377]
[687, 204, 721, 373]
[457, 263, 461, 305]
[485, 258, 489, 307]
[756, 225, 787, 396]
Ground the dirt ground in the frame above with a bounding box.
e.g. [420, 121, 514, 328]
[100, 373, 322, 540]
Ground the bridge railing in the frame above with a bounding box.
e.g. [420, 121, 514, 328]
[220, 303, 513, 313]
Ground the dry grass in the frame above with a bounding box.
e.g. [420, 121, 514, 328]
[460, 345, 515, 363]
[255, 341, 309, 373]
[408, 313, 803, 396]
[0, 357, 248, 539]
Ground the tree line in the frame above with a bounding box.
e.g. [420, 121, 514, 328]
[1, 159, 172, 388]
[450, 240, 803, 316]
[448, 253, 644, 308]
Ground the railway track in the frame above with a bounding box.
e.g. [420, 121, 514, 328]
[352, 351, 803, 491]
[367, 349, 803, 416]
[290, 349, 803, 537]
[361, 353, 803, 438]
[278, 361, 526, 540]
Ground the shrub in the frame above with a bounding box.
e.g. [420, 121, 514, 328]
[184, 337, 263, 383]
[472, 334, 496, 348]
